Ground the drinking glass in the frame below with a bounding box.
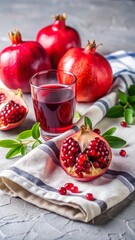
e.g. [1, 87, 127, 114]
[30, 69, 76, 139]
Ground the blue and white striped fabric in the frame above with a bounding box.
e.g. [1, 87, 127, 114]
[0, 51, 135, 223]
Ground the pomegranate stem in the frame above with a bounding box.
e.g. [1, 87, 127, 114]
[19, 139, 35, 145]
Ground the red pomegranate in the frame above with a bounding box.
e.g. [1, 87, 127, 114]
[36, 13, 81, 68]
[0, 88, 28, 130]
[58, 40, 113, 102]
[0, 30, 51, 93]
[60, 125, 112, 181]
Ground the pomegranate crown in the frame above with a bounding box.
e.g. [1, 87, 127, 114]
[8, 30, 22, 44]
[52, 13, 67, 21]
[52, 13, 67, 29]
[84, 40, 103, 53]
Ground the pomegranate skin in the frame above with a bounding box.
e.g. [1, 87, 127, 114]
[60, 125, 112, 182]
[0, 30, 51, 93]
[36, 14, 81, 68]
[58, 41, 113, 102]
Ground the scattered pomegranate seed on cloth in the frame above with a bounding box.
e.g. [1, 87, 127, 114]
[119, 149, 127, 157]
[120, 121, 128, 127]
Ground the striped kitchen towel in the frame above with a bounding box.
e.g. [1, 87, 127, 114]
[0, 50, 135, 223]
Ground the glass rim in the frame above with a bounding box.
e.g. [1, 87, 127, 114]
[30, 69, 77, 90]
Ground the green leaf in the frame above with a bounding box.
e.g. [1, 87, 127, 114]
[128, 85, 135, 96]
[21, 145, 28, 156]
[102, 127, 116, 137]
[32, 140, 42, 149]
[118, 89, 128, 104]
[84, 116, 92, 130]
[130, 105, 135, 114]
[0, 140, 19, 148]
[106, 105, 124, 118]
[6, 145, 22, 159]
[128, 95, 135, 104]
[104, 136, 126, 149]
[31, 122, 40, 140]
[17, 130, 32, 140]
[124, 108, 134, 125]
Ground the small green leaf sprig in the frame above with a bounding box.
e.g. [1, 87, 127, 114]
[107, 85, 135, 124]
[85, 116, 126, 148]
[0, 123, 42, 159]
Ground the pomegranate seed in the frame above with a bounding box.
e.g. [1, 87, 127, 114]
[71, 146, 78, 153]
[71, 141, 78, 147]
[70, 186, 79, 193]
[93, 128, 101, 134]
[102, 146, 107, 151]
[61, 154, 65, 160]
[64, 183, 74, 190]
[63, 139, 67, 144]
[95, 136, 100, 140]
[100, 163, 104, 169]
[119, 149, 127, 157]
[0, 93, 6, 104]
[101, 157, 108, 164]
[82, 167, 86, 172]
[86, 193, 94, 201]
[62, 148, 67, 154]
[67, 157, 75, 167]
[101, 151, 105, 157]
[77, 153, 87, 165]
[63, 142, 68, 148]
[88, 149, 96, 157]
[93, 161, 99, 168]
[101, 162, 108, 168]
[68, 145, 72, 150]
[77, 172, 83, 178]
[58, 187, 67, 195]
[95, 151, 100, 157]
[63, 160, 69, 168]
[75, 168, 80, 174]
[83, 161, 91, 169]
[84, 169, 90, 174]
[68, 151, 72, 157]
[75, 165, 83, 172]
[105, 150, 109, 156]
[99, 139, 104, 145]
[120, 121, 127, 127]
[90, 140, 97, 146]
[68, 138, 73, 144]
[64, 154, 69, 160]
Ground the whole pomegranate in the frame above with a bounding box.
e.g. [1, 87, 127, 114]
[0, 88, 28, 130]
[36, 13, 81, 68]
[58, 40, 113, 102]
[0, 30, 51, 93]
[60, 125, 112, 181]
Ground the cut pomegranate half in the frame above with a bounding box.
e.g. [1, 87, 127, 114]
[0, 88, 28, 130]
[60, 125, 112, 181]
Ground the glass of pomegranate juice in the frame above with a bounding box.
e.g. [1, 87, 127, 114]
[30, 70, 76, 139]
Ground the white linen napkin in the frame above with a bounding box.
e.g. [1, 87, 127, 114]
[0, 50, 135, 223]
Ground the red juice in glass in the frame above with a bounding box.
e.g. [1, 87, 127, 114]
[30, 70, 76, 139]
[33, 84, 76, 134]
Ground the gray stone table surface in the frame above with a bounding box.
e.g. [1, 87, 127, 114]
[0, 0, 135, 239]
